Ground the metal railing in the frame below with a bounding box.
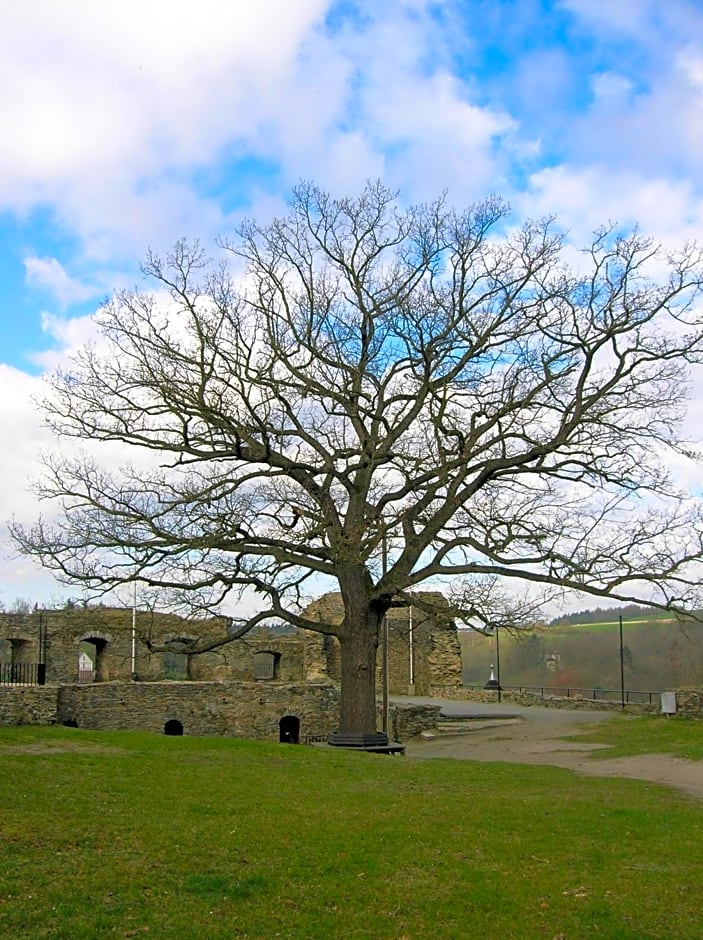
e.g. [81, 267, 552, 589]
[302, 733, 329, 745]
[463, 683, 661, 706]
[0, 663, 46, 686]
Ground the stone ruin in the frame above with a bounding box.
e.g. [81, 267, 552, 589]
[0, 595, 462, 741]
[0, 593, 462, 696]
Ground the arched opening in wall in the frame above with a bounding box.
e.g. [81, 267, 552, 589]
[62, 719, 79, 728]
[279, 715, 300, 744]
[254, 650, 281, 681]
[0, 640, 8, 684]
[164, 719, 184, 736]
[0, 639, 31, 684]
[164, 639, 190, 680]
[79, 638, 108, 682]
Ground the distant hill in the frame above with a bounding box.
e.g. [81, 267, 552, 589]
[460, 610, 703, 692]
[547, 604, 672, 628]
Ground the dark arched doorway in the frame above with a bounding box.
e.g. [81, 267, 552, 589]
[164, 719, 184, 736]
[279, 715, 300, 744]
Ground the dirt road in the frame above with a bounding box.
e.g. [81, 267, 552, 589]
[395, 697, 703, 800]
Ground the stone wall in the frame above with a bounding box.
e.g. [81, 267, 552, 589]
[426, 629, 463, 694]
[388, 703, 443, 740]
[3, 681, 702, 742]
[0, 687, 59, 725]
[56, 680, 340, 741]
[673, 688, 703, 718]
[305, 592, 463, 696]
[0, 682, 440, 742]
[0, 600, 464, 694]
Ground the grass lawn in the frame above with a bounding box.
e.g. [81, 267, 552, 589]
[1, 725, 702, 939]
[567, 713, 703, 762]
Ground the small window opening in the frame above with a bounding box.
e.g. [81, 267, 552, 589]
[164, 641, 190, 680]
[254, 650, 280, 680]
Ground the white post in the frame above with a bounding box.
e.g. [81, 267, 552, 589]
[408, 602, 414, 690]
[131, 581, 137, 680]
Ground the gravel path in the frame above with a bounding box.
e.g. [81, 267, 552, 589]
[393, 697, 703, 800]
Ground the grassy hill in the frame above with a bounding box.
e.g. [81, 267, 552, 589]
[460, 608, 703, 691]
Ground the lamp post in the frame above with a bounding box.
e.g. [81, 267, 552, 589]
[619, 615, 625, 709]
[484, 626, 502, 701]
[131, 580, 138, 681]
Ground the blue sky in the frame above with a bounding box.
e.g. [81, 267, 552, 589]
[2, 0, 703, 607]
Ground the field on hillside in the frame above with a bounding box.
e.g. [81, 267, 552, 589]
[460, 611, 703, 691]
[550, 618, 676, 634]
[1, 725, 702, 939]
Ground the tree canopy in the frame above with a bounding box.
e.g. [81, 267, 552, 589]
[12, 181, 703, 742]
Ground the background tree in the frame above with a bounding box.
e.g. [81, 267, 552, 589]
[12, 181, 703, 744]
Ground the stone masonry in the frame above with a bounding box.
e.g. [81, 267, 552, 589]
[0, 682, 442, 742]
[0, 596, 463, 694]
[0, 598, 461, 742]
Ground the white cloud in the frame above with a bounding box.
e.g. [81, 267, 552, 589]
[29, 311, 101, 372]
[4, 0, 703, 606]
[24, 257, 98, 307]
[547, 1, 703, 185]
[590, 71, 635, 108]
[0, 0, 515, 262]
[0, 0, 329, 253]
[0, 364, 61, 600]
[560, 0, 703, 41]
[522, 165, 703, 246]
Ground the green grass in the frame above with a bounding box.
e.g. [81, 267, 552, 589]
[568, 713, 703, 762]
[1, 726, 702, 939]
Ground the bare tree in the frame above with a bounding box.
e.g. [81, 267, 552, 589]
[6, 597, 34, 615]
[12, 181, 703, 744]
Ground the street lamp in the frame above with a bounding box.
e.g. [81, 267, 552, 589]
[484, 627, 502, 702]
[619, 615, 625, 709]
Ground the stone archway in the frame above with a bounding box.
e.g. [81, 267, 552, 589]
[164, 719, 184, 736]
[279, 715, 300, 744]
[79, 637, 109, 682]
[1, 638, 31, 683]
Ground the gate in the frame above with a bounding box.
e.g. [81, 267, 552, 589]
[0, 662, 43, 686]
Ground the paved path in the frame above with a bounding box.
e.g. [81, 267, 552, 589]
[392, 696, 703, 801]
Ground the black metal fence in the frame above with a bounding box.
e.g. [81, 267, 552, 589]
[302, 733, 329, 745]
[464, 683, 661, 706]
[0, 663, 46, 686]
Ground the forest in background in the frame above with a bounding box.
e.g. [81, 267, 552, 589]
[460, 607, 703, 692]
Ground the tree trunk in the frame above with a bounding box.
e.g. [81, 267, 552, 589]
[328, 574, 389, 747]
